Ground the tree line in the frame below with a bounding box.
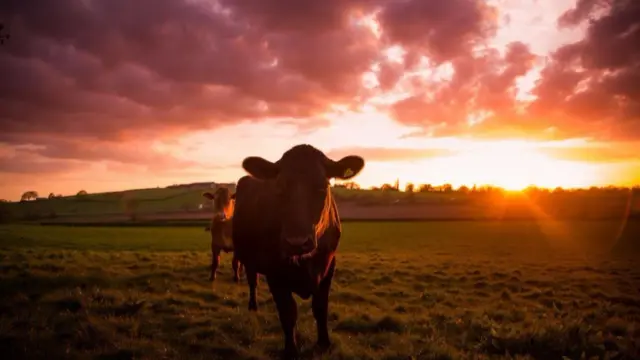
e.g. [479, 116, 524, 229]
[8, 183, 638, 204]
[18, 190, 88, 202]
[334, 181, 640, 195]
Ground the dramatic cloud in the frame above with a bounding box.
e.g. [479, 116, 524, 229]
[0, 0, 499, 149]
[527, 0, 640, 139]
[1, 0, 638, 184]
[376, 0, 640, 141]
[0, 0, 350, 143]
[378, 0, 497, 64]
[388, 41, 538, 135]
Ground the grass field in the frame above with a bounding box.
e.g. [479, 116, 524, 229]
[1, 221, 639, 359]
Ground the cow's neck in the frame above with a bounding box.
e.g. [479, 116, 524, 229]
[314, 189, 337, 241]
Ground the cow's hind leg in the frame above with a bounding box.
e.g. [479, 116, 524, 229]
[232, 255, 241, 283]
[268, 279, 299, 360]
[246, 267, 259, 311]
[209, 248, 221, 282]
[312, 257, 336, 352]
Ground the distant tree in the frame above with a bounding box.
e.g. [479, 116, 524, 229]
[457, 185, 469, 194]
[404, 183, 415, 193]
[380, 183, 397, 192]
[442, 183, 453, 193]
[480, 185, 503, 194]
[77, 190, 88, 197]
[418, 184, 433, 193]
[404, 183, 416, 203]
[369, 186, 380, 191]
[48, 192, 56, 199]
[394, 178, 400, 191]
[343, 181, 360, 190]
[20, 191, 38, 201]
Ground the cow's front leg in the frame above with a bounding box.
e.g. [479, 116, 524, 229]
[232, 255, 241, 283]
[268, 279, 299, 359]
[312, 257, 336, 352]
[209, 248, 221, 282]
[246, 267, 259, 311]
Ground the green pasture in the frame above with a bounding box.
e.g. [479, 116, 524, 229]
[0, 220, 633, 255]
[1, 221, 639, 359]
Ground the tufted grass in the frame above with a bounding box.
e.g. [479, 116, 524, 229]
[1, 221, 639, 359]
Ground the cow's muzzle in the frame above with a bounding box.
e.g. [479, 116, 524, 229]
[282, 235, 317, 258]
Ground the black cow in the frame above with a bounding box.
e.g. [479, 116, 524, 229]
[231, 144, 365, 359]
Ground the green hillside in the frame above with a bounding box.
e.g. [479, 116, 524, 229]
[0, 184, 472, 223]
[2, 183, 637, 224]
[1, 187, 208, 221]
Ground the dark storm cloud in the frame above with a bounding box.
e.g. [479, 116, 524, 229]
[0, 0, 506, 167]
[0, 0, 376, 144]
[378, 0, 498, 64]
[527, 0, 640, 140]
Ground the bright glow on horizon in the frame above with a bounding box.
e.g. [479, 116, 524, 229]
[343, 141, 602, 191]
[2, 0, 640, 203]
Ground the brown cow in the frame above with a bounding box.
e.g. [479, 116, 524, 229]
[232, 144, 365, 359]
[202, 187, 243, 282]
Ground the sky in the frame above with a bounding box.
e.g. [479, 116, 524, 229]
[1, 0, 639, 200]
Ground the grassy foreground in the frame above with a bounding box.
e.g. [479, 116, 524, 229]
[1, 221, 639, 359]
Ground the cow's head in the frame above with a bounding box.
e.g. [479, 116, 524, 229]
[203, 187, 235, 219]
[242, 144, 365, 257]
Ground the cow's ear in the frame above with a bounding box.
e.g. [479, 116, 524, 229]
[202, 192, 215, 200]
[327, 155, 365, 180]
[242, 156, 279, 179]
